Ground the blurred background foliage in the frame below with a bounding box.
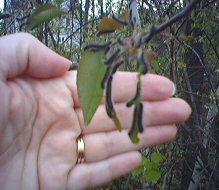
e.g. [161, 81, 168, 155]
[0, 0, 218, 189]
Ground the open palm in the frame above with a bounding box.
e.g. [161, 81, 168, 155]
[0, 33, 191, 190]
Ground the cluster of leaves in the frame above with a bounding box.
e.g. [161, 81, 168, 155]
[132, 152, 165, 184]
[77, 12, 157, 143]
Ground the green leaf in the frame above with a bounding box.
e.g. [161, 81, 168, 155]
[143, 158, 153, 170]
[77, 50, 106, 125]
[132, 165, 144, 177]
[144, 170, 162, 183]
[28, 4, 66, 29]
[151, 152, 165, 164]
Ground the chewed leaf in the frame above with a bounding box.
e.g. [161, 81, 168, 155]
[105, 76, 123, 131]
[128, 106, 140, 143]
[129, 124, 140, 144]
[28, 4, 66, 29]
[113, 111, 122, 131]
[77, 50, 106, 125]
[98, 17, 126, 33]
[128, 103, 144, 144]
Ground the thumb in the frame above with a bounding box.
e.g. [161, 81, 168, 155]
[0, 33, 71, 80]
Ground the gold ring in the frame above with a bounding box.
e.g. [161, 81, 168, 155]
[76, 135, 85, 164]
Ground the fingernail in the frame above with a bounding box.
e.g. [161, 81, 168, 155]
[68, 62, 73, 70]
[171, 83, 176, 96]
[69, 62, 78, 70]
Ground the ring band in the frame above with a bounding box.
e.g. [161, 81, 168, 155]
[76, 135, 85, 164]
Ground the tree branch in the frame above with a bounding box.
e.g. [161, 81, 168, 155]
[139, 0, 200, 46]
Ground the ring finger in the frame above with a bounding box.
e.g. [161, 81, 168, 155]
[83, 124, 177, 163]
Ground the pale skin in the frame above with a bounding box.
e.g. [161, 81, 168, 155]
[0, 33, 191, 190]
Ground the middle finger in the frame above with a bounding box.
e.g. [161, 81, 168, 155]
[77, 98, 191, 134]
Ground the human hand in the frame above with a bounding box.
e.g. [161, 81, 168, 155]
[0, 33, 191, 190]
